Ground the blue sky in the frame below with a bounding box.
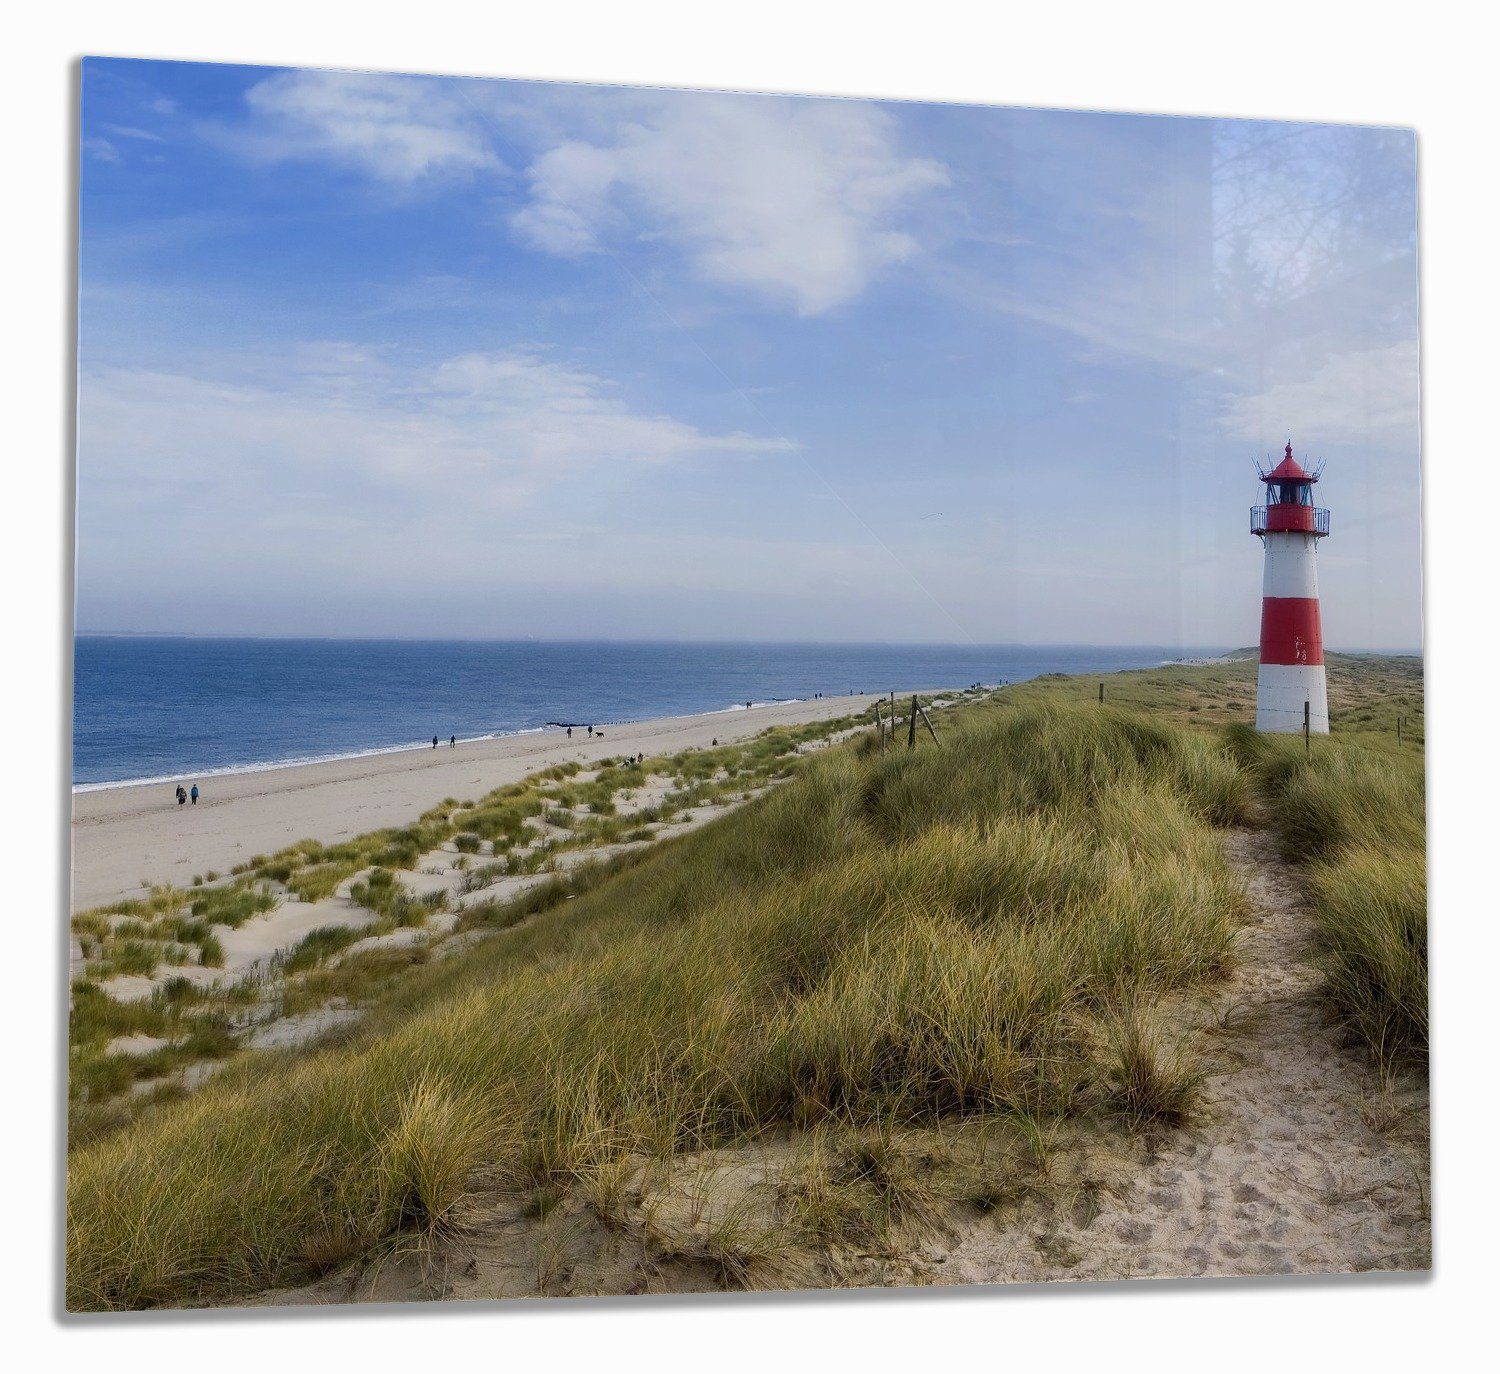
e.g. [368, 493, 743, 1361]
[76, 59, 1421, 647]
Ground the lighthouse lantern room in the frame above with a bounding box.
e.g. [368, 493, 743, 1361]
[1252, 443, 1331, 734]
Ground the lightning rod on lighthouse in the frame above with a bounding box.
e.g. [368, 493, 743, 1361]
[1252, 443, 1331, 734]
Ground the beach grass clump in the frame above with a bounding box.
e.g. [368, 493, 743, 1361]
[189, 884, 278, 928]
[70, 978, 174, 1050]
[89, 939, 166, 978]
[284, 925, 367, 973]
[281, 945, 432, 1018]
[73, 878, 276, 978]
[349, 869, 446, 927]
[1274, 743, 1424, 863]
[1305, 845, 1427, 1064]
[458, 862, 508, 894]
[66, 700, 1248, 1309]
[283, 862, 359, 904]
[461, 796, 545, 845]
[1097, 1009, 1205, 1126]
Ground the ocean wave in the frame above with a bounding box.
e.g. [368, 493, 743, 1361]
[71, 728, 548, 793]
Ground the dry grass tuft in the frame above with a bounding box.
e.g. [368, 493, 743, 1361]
[1098, 1010, 1206, 1127]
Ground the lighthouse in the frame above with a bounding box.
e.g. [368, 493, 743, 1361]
[1252, 443, 1331, 734]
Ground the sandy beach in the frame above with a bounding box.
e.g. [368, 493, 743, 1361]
[70, 693, 881, 912]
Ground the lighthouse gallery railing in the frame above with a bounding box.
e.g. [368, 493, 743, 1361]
[1251, 505, 1330, 536]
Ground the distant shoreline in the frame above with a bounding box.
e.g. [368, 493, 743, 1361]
[70, 696, 812, 796]
[69, 692, 908, 911]
[74, 638, 1201, 789]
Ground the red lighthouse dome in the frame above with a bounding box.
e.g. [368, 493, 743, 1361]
[1252, 443, 1331, 537]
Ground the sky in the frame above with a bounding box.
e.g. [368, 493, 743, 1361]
[75, 59, 1422, 648]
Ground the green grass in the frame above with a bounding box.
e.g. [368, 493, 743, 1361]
[67, 700, 1248, 1309]
[283, 925, 366, 974]
[1003, 651, 1423, 747]
[68, 980, 241, 1144]
[348, 868, 446, 926]
[1012, 657, 1427, 1068]
[65, 662, 1426, 1309]
[1228, 724, 1427, 1066]
[190, 886, 277, 928]
[1098, 1009, 1206, 1126]
[280, 945, 432, 1018]
[67, 708, 873, 1134]
[73, 879, 277, 979]
[1305, 846, 1427, 1066]
[284, 863, 358, 904]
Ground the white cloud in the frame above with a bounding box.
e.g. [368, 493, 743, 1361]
[106, 124, 165, 143]
[227, 71, 504, 182]
[75, 343, 810, 634]
[226, 74, 946, 314]
[82, 137, 119, 164]
[78, 345, 789, 513]
[1218, 341, 1420, 448]
[511, 96, 949, 314]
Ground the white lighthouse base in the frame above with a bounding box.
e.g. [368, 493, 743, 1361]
[1256, 662, 1329, 734]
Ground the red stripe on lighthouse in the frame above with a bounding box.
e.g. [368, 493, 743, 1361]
[1259, 597, 1324, 665]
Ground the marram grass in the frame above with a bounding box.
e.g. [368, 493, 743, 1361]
[69, 703, 1253, 1309]
[1226, 722, 1428, 1067]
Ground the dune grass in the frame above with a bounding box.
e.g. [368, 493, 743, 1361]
[68, 978, 243, 1140]
[1004, 656, 1426, 1068]
[66, 709, 879, 1126]
[1225, 724, 1427, 1067]
[1002, 652, 1423, 743]
[65, 665, 1424, 1305]
[67, 701, 1248, 1309]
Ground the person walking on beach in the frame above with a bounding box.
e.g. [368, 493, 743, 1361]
[587, 725, 593, 738]
[566, 726, 572, 739]
[175, 785, 186, 806]
[449, 735, 456, 748]
[190, 784, 199, 805]
[432, 735, 439, 749]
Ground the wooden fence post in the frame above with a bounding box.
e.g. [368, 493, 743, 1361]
[908, 695, 918, 750]
[1099, 682, 1104, 704]
[917, 701, 940, 745]
[1304, 700, 1311, 757]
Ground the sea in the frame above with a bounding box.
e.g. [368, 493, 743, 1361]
[72, 637, 1220, 789]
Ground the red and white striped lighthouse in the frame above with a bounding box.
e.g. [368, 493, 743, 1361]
[1252, 443, 1331, 734]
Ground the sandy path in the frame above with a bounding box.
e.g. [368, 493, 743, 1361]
[70, 693, 881, 912]
[939, 826, 1431, 1283]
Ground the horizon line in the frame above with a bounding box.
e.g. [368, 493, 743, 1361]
[72, 631, 1422, 655]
